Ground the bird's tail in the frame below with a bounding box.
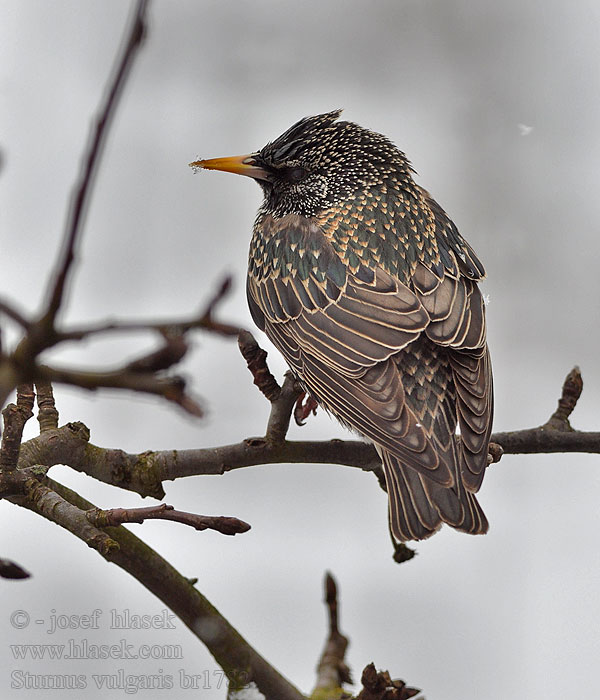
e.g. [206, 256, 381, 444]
[379, 447, 489, 542]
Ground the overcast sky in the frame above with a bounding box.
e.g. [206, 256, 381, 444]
[2, 1, 600, 699]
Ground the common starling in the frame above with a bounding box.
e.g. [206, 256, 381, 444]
[191, 111, 493, 542]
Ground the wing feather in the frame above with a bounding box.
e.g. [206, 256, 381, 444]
[451, 347, 494, 490]
[268, 323, 454, 486]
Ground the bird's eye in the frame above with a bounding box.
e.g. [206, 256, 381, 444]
[283, 166, 308, 183]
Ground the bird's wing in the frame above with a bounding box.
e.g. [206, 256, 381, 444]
[249, 262, 442, 487]
[247, 217, 492, 493]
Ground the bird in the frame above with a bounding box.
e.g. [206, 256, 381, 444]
[190, 110, 493, 542]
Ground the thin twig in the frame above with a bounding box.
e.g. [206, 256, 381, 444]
[55, 315, 241, 342]
[37, 363, 204, 417]
[87, 503, 251, 535]
[40, 0, 149, 328]
[200, 275, 233, 321]
[124, 333, 188, 373]
[54, 276, 241, 343]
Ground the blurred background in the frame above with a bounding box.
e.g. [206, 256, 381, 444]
[1, 1, 599, 698]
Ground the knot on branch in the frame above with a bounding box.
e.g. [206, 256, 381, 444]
[89, 533, 121, 556]
[66, 421, 91, 442]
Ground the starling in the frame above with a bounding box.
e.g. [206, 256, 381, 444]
[190, 110, 493, 542]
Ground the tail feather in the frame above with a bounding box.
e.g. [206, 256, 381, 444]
[380, 446, 488, 542]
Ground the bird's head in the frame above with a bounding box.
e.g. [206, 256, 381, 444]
[190, 110, 413, 217]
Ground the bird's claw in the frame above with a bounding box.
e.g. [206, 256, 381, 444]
[294, 392, 318, 426]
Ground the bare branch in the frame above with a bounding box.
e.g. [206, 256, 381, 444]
[87, 503, 251, 535]
[55, 315, 240, 343]
[490, 428, 600, 454]
[10, 358, 599, 521]
[40, 0, 149, 329]
[16, 425, 380, 498]
[1, 279, 237, 414]
[12, 478, 305, 700]
[16, 394, 600, 505]
[0, 2, 158, 414]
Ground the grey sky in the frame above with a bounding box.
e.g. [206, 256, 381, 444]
[1, 1, 599, 698]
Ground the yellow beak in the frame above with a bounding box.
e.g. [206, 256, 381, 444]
[189, 153, 270, 181]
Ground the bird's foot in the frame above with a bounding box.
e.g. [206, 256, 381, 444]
[294, 392, 318, 426]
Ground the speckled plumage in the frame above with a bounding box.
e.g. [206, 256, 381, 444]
[194, 111, 493, 542]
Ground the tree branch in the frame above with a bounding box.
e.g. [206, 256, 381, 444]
[0, 4, 238, 418]
[312, 572, 352, 698]
[14, 364, 599, 503]
[11, 477, 305, 700]
[40, 0, 149, 330]
[37, 362, 204, 417]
